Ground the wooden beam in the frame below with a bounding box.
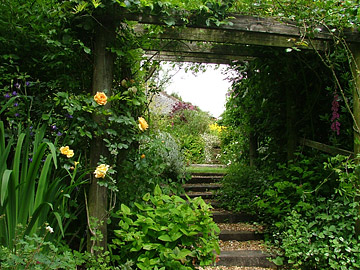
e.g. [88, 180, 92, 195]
[142, 39, 259, 63]
[135, 25, 328, 51]
[122, 11, 360, 44]
[299, 138, 354, 157]
[144, 51, 253, 64]
[143, 40, 261, 57]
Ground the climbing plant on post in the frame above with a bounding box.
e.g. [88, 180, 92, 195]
[350, 44, 360, 236]
[88, 20, 116, 253]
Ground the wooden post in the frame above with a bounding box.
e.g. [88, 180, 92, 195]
[351, 45, 360, 236]
[286, 86, 297, 162]
[88, 21, 116, 252]
[352, 46, 360, 159]
[249, 130, 257, 167]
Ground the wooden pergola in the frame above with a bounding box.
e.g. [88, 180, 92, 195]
[89, 11, 360, 249]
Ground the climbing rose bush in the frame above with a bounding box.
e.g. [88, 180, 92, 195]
[94, 164, 110, 179]
[94, 91, 108, 105]
[138, 116, 149, 131]
[60, 146, 74, 158]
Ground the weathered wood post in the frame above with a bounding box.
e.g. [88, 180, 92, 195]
[249, 130, 257, 167]
[88, 21, 116, 252]
[351, 44, 360, 236]
[286, 86, 297, 162]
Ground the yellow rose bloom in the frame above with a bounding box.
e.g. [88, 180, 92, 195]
[94, 92, 107, 105]
[138, 117, 149, 132]
[94, 164, 110, 179]
[60, 146, 74, 158]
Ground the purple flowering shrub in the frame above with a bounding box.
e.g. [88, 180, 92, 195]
[330, 93, 341, 135]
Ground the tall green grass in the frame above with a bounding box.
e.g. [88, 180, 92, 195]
[0, 121, 73, 249]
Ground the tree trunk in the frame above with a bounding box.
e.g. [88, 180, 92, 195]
[286, 86, 297, 162]
[88, 21, 116, 253]
[249, 131, 257, 167]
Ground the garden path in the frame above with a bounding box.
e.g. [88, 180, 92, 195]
[183, 165, 277, 270]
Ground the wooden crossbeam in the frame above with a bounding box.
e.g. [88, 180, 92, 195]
[142, 40, 258, 63]
[144, 50, 254, 64]
[299, 138, 354, 157]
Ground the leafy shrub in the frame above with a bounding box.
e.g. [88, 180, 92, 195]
[153, 101, 212, 164]
[279, 197, 360, 269]
[217, 126, 247, 165]
[111, 185, 220, 270]
[0, 232, 77, 269]
[117, 133, 186, 206]
[270, 155, 360, 269]
[180, 134, 205, 164]
[0, 225, 133, 270]
[255, 152, 331, 224]
[201, 133, 221, 164]
[154, 132, 186, 180]
[217, 163, 269, 214]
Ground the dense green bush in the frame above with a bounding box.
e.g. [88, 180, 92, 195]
[279, 196, 360, 269]
[255, 152, 335, 224]
[217, 163, 270, 214]
[116, 132, 187, 206]
[152, 101, 212, 164]
[0, 233, 77, 269]
[111, 185, 220, 270]
[264, 154, 360, 269]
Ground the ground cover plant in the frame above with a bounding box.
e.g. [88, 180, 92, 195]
[111, 185, 220, 270]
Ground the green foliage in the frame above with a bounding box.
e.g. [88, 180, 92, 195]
[153, 102, 212, 164]
[222, 50, 352, 167]
[261, 154, 360, 269]
[116, 132, 186, 206]
[0, 120, 86, 248]
[279, 197, 360, 270]
[0, 228, 77, 269]
[218, 126, 247, 165]
[111, 185, 220, 270]
[255, 152, 332, 224]
[217, 164, 270, 214]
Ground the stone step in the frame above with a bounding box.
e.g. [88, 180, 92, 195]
[183, 183, 222, 192]
[191, 171, 226, 176]
[217, 250, 276, 268]
[211, 211, 256, 223]
[219, 230, 264, 241]
[204, 199, 221, 208]
[188, 175, 223, 184]
[181, 192, 215, 200]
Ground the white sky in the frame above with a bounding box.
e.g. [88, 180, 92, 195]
[162, 63, 235, 118]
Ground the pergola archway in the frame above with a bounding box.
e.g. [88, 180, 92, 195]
[120, 12, 360, 158]
[89, 11, 360, 248]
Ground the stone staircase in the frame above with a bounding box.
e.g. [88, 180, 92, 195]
[183, 166, 277, 269]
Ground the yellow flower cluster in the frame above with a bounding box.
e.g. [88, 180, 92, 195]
[94, 164, 110, 179]
[209, 123, 226, 133]
[138, 117, 149, 132]
[94, 91, 107, 105]
[60, 146, 74, 158]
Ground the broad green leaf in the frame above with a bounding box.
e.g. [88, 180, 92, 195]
[121, 204, 131, 215]
[171, 231, 183, 241]
[158, 234, 172, 242]
[53, 211, 64, 237]
[1, 170, 12, 206]
[154, 184, 162, 196]
[34, 155, 52, 210]
[143, 192, 150, 201]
